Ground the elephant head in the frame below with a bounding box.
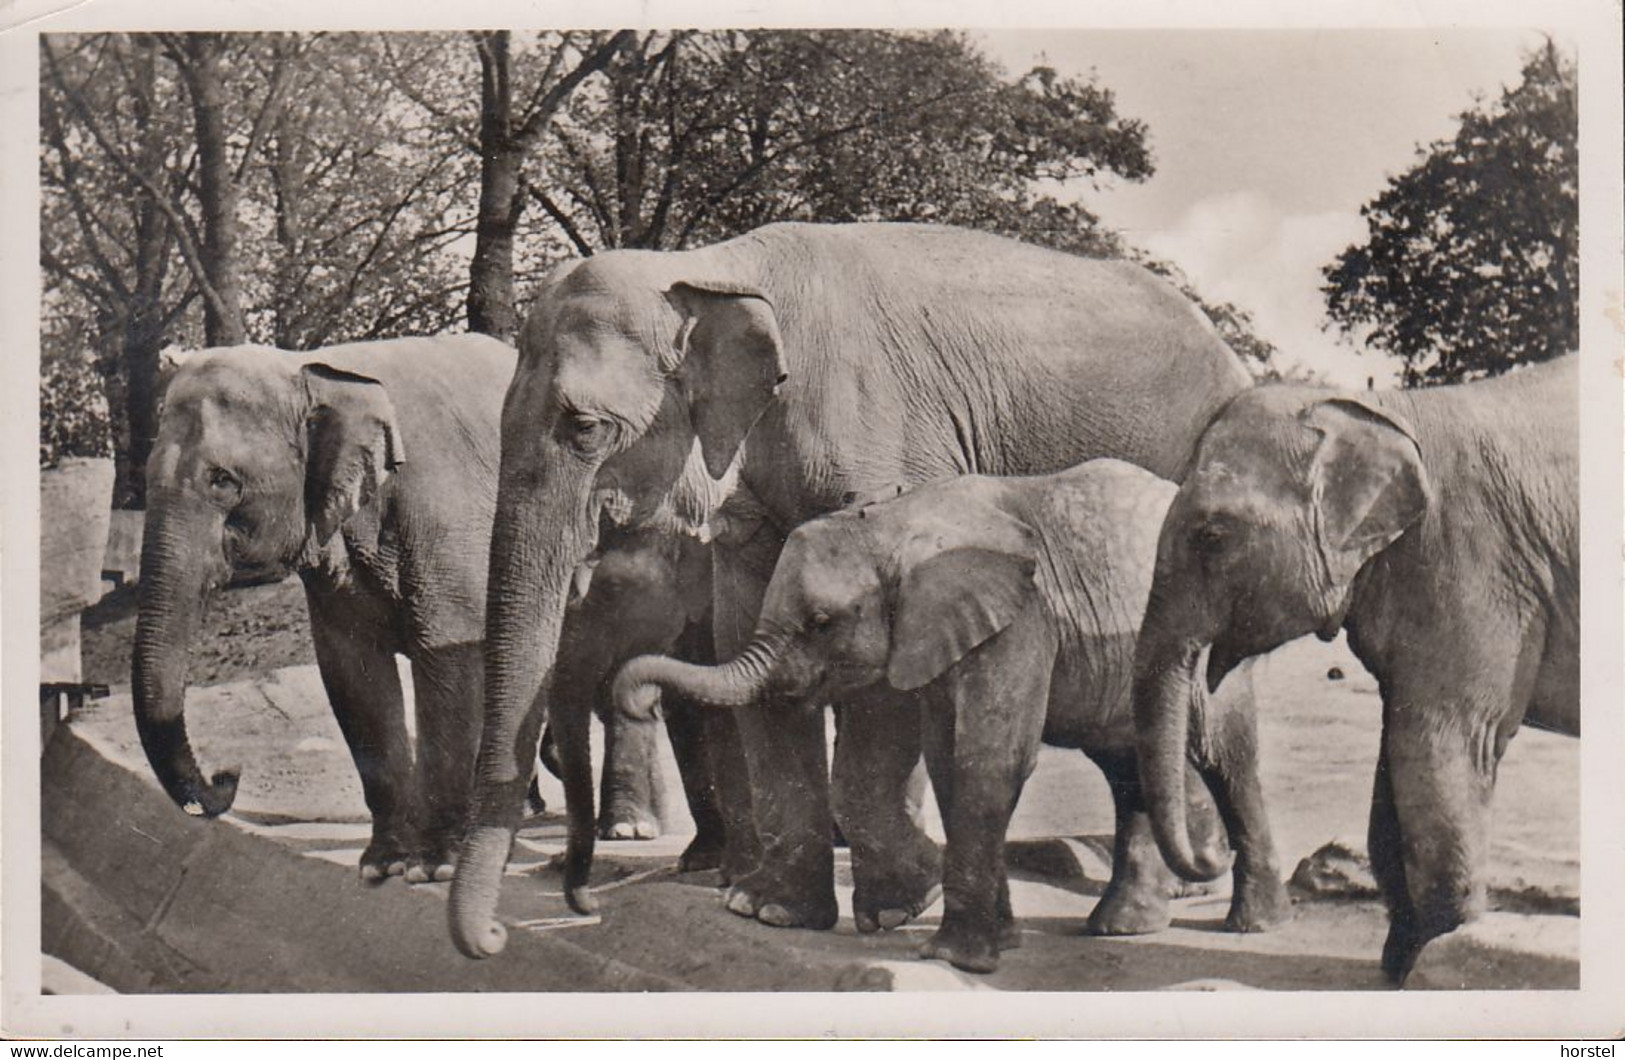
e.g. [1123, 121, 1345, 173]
[1133, 387, 1430, 879]
[611, 481, 1040, 723]
[134, 347, 402, 819]
[450, 252, 783, 958]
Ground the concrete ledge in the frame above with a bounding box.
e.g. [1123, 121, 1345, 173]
[1407, 913, 1581, 990]
[41, 726, 684, 993]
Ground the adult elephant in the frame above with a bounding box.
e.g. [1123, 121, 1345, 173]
[133, 337, 700, 883]
[1130, 353, 1577, 983]
[449, 221, 1252, 958]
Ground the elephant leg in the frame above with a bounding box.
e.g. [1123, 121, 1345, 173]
[1197, 683, 1290, 932]
[1084, 747, 1176, 936]
[920, 623, 1049, 973]
[723, 698, 837, 930]
[712, 530, 832, 927]
[598, 706, 664, 840]
[1374, 696, 1504, 983]
[402, 643, 482, 883]
[922, 696, 1019, 954]
[834, 688, 942, 935]
[306, 588, 413, 882]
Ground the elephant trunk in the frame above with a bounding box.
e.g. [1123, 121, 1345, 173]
[131, 495, 240, 817]
[612, 634, 787, 719]
[1132, 594, 1230, 883]
[449, 480, 589, 959]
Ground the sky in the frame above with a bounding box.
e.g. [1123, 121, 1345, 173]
[976, 28, 1548, 387]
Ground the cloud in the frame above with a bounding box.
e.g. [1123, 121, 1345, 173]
[1140, 191, 1400, 388]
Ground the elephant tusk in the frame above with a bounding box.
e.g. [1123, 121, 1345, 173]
[569, 557, 599, 603]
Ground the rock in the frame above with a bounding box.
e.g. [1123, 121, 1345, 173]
[1289, 838, 1379, 899]
[1160, 978, 1258, 991]
[1406, 912, 1580, 990]
[831, 961, 992, 992]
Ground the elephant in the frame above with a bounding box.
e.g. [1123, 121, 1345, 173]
[133, 336, 698, 883]
[613, 459, 1289, 972]
[546, 520, 726, 913]
[1129, 352, 1578, 984]
[449, 220, 1253, 958]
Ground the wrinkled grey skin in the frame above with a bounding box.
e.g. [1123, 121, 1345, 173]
[133, 336, 691, 884]
[617, 460, 1288, 972]
[134, 336, 512, 882]
[1132, 354, 1578, 984]
[449, 221, 1251, 959]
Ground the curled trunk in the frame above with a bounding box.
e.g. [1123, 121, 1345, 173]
[612, 635, 785, 718]
[131, 498, 239, 817]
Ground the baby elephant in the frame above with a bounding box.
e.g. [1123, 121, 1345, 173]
[616, 459, 1288, 973]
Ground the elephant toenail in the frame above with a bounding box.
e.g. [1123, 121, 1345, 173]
[757, 904, 798, 927]
[432, 863, 455, 882]
[725, 889, 757, 917]
[877, 909, 910, 930]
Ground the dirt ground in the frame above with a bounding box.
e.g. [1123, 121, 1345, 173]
[62, 577, 1580, 994]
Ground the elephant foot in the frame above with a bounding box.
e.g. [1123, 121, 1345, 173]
[567, 885, 600, 916]
[723, 873, 839, 931]
[853, 882, 943, 934]
[849, 832, 942, 934]
[1382, 921, 1423, 985]
[1225, 875, 1292, 933]
[678, 836, 725, 874]
[600, 817, 661, 841]
[525, 777, 548, 817]
[359, 836, 412, 883]
[404, 854, 457, 885]
[919, 921, 1001, 974]
[1086, 888, 1172, 936]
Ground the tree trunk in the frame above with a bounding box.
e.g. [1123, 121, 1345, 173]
[120, 34, 177, 509]
[179, 33, 247, 347]
[468, 31, 524, 340]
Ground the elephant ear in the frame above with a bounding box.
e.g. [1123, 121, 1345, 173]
[667, 280, 789, 481]
[1301, 397, 1431, 596]
[302, 363, 406, 546]
[886, 503, 1039, 692]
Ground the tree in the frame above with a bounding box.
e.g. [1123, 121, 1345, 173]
[462, 30, 632, 338]
[534, 31, 1149, 256]
[1323, 40, 1577, 386]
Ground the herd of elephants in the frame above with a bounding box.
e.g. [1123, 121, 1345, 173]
[128, 221, 1578, 985]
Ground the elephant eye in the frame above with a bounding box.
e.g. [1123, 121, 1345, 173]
[207, 467, 241, 498]
[566, 412, 615, 452]
[1192, 522, 1228, 555]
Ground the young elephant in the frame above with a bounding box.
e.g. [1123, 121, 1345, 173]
[615, 459, 1288, 973]
[135, 337, 703, 884]
[1131, 354, 1578, 983]
[548, 522, 723, 913]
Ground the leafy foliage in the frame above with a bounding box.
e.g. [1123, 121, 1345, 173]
[1323, 41, 1576, 386]
[40, 28, 1287, 490]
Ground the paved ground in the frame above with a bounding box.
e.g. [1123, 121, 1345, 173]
[45, 610, 1580, 996]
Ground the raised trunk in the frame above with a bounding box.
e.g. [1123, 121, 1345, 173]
[448, 484, 589, 958]
[131, 496, 239, 816]
[1132, 620, 1229, 882]
[611, 636, 783, 718]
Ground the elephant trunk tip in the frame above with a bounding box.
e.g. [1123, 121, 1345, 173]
[457, 920, 509, 960]
[179, 768, 242, 818]
[1167, 838, 1233, 884]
